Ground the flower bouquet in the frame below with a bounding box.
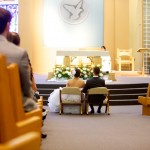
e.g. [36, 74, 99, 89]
[54, 64, 106, 80]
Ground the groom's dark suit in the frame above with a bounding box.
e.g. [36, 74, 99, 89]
[82, 76, 106, 112]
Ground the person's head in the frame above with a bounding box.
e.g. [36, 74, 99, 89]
[74, 68, 81, 78]
[7, 32, 20, 46]
[93, 66, 100, 76]
[101, 46, 106, 50]
[0, 8, 12, 35]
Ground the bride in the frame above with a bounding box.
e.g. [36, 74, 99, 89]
[48, 68, 85, 113]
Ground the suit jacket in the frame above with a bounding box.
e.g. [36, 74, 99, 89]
[0, 35, 37, 112]
[82, 77, 106, 104]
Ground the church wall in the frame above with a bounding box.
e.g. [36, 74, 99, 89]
[18, 0, 34, 62]
[129, 0, 142, 71]
[103, 0, 130, 70]
[18, 0, 142, 74]
[104, 0, 115, 70]
[19, 0, 54, 74]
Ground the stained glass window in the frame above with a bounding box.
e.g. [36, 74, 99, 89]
[0, 2, 18, 32]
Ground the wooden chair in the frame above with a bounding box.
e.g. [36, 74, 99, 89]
[85, 87, 110, 115]
[0, 54, 41, 142]
[116, 48, 134, 71]
[138, 83, 150, 116]
[59, 87, 83, 115]
[0, 132, 40, 150]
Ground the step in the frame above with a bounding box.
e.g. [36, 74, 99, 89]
[110, 93, 146, 100]
[109, 88, 147, 94]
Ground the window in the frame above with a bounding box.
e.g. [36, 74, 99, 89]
[0, 0, 18, 32]
[143, 0, 150, 50]
[143, 0, 150, 74]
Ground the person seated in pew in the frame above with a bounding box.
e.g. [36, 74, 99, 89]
[82, 66, 106, 114]
[7, 31, 48, 139]
[48, 68, 85, 113]
[0, 7, 37, 112]
[7, 32, 37, 96]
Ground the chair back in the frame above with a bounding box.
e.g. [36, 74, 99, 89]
[116, 48, 134, 71]
[88, 87, 109, 95]
[117, 48, 132, 59]
[61, 87, 81, 95]
[59, 87, 83, 114]
[85, 87, 110, 115]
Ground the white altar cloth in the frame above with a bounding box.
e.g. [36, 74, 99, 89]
[56, 50, 111, 72]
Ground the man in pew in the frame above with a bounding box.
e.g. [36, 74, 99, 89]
[0, 7, 37, 112]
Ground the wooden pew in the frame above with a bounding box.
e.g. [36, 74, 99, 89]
[7, 63, 42, 123]
[138, 83, 150, 116]
[0, 54, 41, 143]
[0, 132, 40, 150]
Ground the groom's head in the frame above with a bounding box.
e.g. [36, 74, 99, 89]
[93, 66, 100, 76]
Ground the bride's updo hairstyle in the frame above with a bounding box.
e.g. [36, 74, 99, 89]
[74, 68, 81, 78]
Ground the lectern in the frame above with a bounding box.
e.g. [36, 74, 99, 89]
[137, 48, 148, 75]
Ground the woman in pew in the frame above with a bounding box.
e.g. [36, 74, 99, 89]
[48, 68, 85, 113]
[7, 32, 38, 97]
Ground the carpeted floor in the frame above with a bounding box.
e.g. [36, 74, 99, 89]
[41, 105, 150, 150]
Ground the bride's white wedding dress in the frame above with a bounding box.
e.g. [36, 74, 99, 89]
[48, 89, 84, 114]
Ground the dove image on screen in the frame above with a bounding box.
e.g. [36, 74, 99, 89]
[60, 0, 88, 24]
[63, 0, 83, 20]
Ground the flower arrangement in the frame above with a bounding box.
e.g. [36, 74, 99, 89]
[54, 64, 106, 80]
[55, 66, 72, 79]
[79, 64, 104, 80]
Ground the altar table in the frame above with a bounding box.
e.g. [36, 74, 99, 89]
[56, 50, 111, 72]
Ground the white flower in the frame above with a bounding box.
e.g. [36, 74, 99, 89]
[65, 71, 69, 74]
[56, 68, 59, 71]
[100, 73, 103, 77]
[72, 69, 76, 76]
[83, 67, 86, 71]
[97, 64, 100, 67]
[58, 74, 62, 78]
[68, 72, 71, 76]
[83, 71, 86, 74]
[84, 74, 88, 78]
[66, 67, 70, 70]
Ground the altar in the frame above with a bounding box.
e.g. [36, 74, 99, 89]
[56, 50, 111, 72]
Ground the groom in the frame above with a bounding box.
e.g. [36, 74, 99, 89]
[82, 66, 106, 113]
